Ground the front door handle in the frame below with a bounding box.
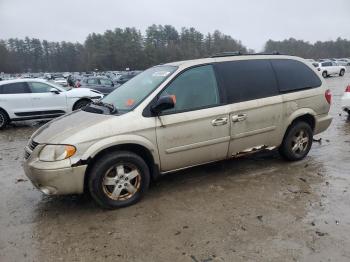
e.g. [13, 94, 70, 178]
[211, 117, 228, 126]
[232, 114, 247, 122]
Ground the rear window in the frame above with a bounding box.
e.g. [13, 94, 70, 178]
[0, 82, 30, 94]
[214, 59, 279, 103]
[271, 59, 322, 93]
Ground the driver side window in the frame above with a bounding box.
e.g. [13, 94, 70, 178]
[29, 82, 53, 93]
[159, 65, 220, 113]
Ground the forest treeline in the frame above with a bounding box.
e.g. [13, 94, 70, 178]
[0, 24, 349, 73]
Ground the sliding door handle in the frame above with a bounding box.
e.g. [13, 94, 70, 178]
[232, 114, 247, 122]
[211, 117, 228, 126]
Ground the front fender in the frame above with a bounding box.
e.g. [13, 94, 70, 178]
[81, 134, 160, 166]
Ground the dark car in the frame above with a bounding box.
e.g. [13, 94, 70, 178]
[115, 71, 140, 85]
[80, 77, 116, 95]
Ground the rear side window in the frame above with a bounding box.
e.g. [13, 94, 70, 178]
[271, 59, 322, 92]
[214, 59, 279, 103]
[87, 78, 98, 84]
[100, 78, 112, 85]
[0, 82, 30, 94]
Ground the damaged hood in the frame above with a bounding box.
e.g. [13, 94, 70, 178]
[31, 110, 114, 144]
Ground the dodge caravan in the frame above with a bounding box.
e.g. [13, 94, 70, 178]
[23, 54, 332, 209]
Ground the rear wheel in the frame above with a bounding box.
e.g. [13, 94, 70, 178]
[88, 151, 150, 209]
[73, 99, 91, 110]
[339, 69, 345, 77]
[0, 110, 9, 130]
[322, 71, 328, 78]
[279, 121, 313, 161]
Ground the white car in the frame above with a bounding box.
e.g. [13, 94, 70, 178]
[53, 77, 68, 87]
[0, 79, 103, 129]
[317, 61, 346, 78]
[341, 85, 350, 116]
[335, 59, 350, 66]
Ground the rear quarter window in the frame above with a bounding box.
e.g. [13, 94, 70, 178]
[270, 59, 322, 93]
[0, 82, 30, 94]
[214, 59, 279, 103]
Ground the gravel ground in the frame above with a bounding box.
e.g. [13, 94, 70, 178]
[0, 73, 350, 262]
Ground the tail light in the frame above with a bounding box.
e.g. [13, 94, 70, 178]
[75, 82, 81, 88]
[345, 85, 350, 92]
[325, 89, 332, 104]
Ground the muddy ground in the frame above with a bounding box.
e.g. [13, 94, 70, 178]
[1, 74, 350, 262]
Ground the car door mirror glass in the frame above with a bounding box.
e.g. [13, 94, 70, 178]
[151, 95, 175, 115]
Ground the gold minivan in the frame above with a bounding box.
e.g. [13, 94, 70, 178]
[23, 54, 332, 209]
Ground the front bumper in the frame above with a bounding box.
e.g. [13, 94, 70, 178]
[23, 144, 87, 195]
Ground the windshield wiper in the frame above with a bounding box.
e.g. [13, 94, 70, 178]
[91, 101, 117, 114]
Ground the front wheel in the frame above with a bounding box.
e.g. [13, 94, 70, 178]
[88, 151, 150, 209]
[279, 122, 313, 161]
[339, 69, 345, 77]
[322, 71, 328, 78]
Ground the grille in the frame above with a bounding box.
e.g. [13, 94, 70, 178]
[24, 140, 39, 160]
[24, 150, 30, 160]
[28, 140, 39, 151]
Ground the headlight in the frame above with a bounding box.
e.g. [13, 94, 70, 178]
[39, 145, 76, 162]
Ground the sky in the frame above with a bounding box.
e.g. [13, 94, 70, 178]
[0, 0, 349, 51]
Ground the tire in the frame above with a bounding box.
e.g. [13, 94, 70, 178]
[88, 151, 150, 209]
[73, 99, 91, 110]
[339, 69, 345, 77]
[0, 110, 9, 130]
[279, 121, 313, 161]
[322, 71, 328, 78]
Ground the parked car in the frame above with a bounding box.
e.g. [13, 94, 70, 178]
[115, 71, 140, 85]
[0, 79, 103, 129]
[317, 61, 346, 77]
[79, 77, 116, 95]
[53, 77, 68, 87]
[23, 54, 332, 209]
[336, 59, 350, 66]
[341, 85, 350, 116]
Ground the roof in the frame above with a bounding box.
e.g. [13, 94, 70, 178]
[165, 54, 305, 69]
[0, 78, 49, 86]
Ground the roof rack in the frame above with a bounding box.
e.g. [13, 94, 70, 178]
[211, 51, 283, 58]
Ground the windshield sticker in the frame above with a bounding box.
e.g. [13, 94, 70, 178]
[152, 71, 171, 77]
[125, 98, 135, 107]
[170, 95, 176, 104]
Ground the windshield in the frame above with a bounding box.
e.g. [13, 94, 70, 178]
[102, 65, 177, 111]
[48, 80, 71, 91]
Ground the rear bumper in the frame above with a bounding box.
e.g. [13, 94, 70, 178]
[341, 93, 350, 112]
[314, 114, 332, 135]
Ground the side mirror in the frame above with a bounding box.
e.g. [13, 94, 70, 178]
[111, 82, 114, 87]
[151, 95, 175, 115]
[50, 88, 60, 94]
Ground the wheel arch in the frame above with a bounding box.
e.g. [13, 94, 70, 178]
[81, 138, 160, 192]
[284, 110, 316, 136]
[72, 97, 92, 110]
[0, 107, 10, 120]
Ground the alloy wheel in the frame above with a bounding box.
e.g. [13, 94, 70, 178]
[102, 163, 141, 201]
[291, 130, 309, 154]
